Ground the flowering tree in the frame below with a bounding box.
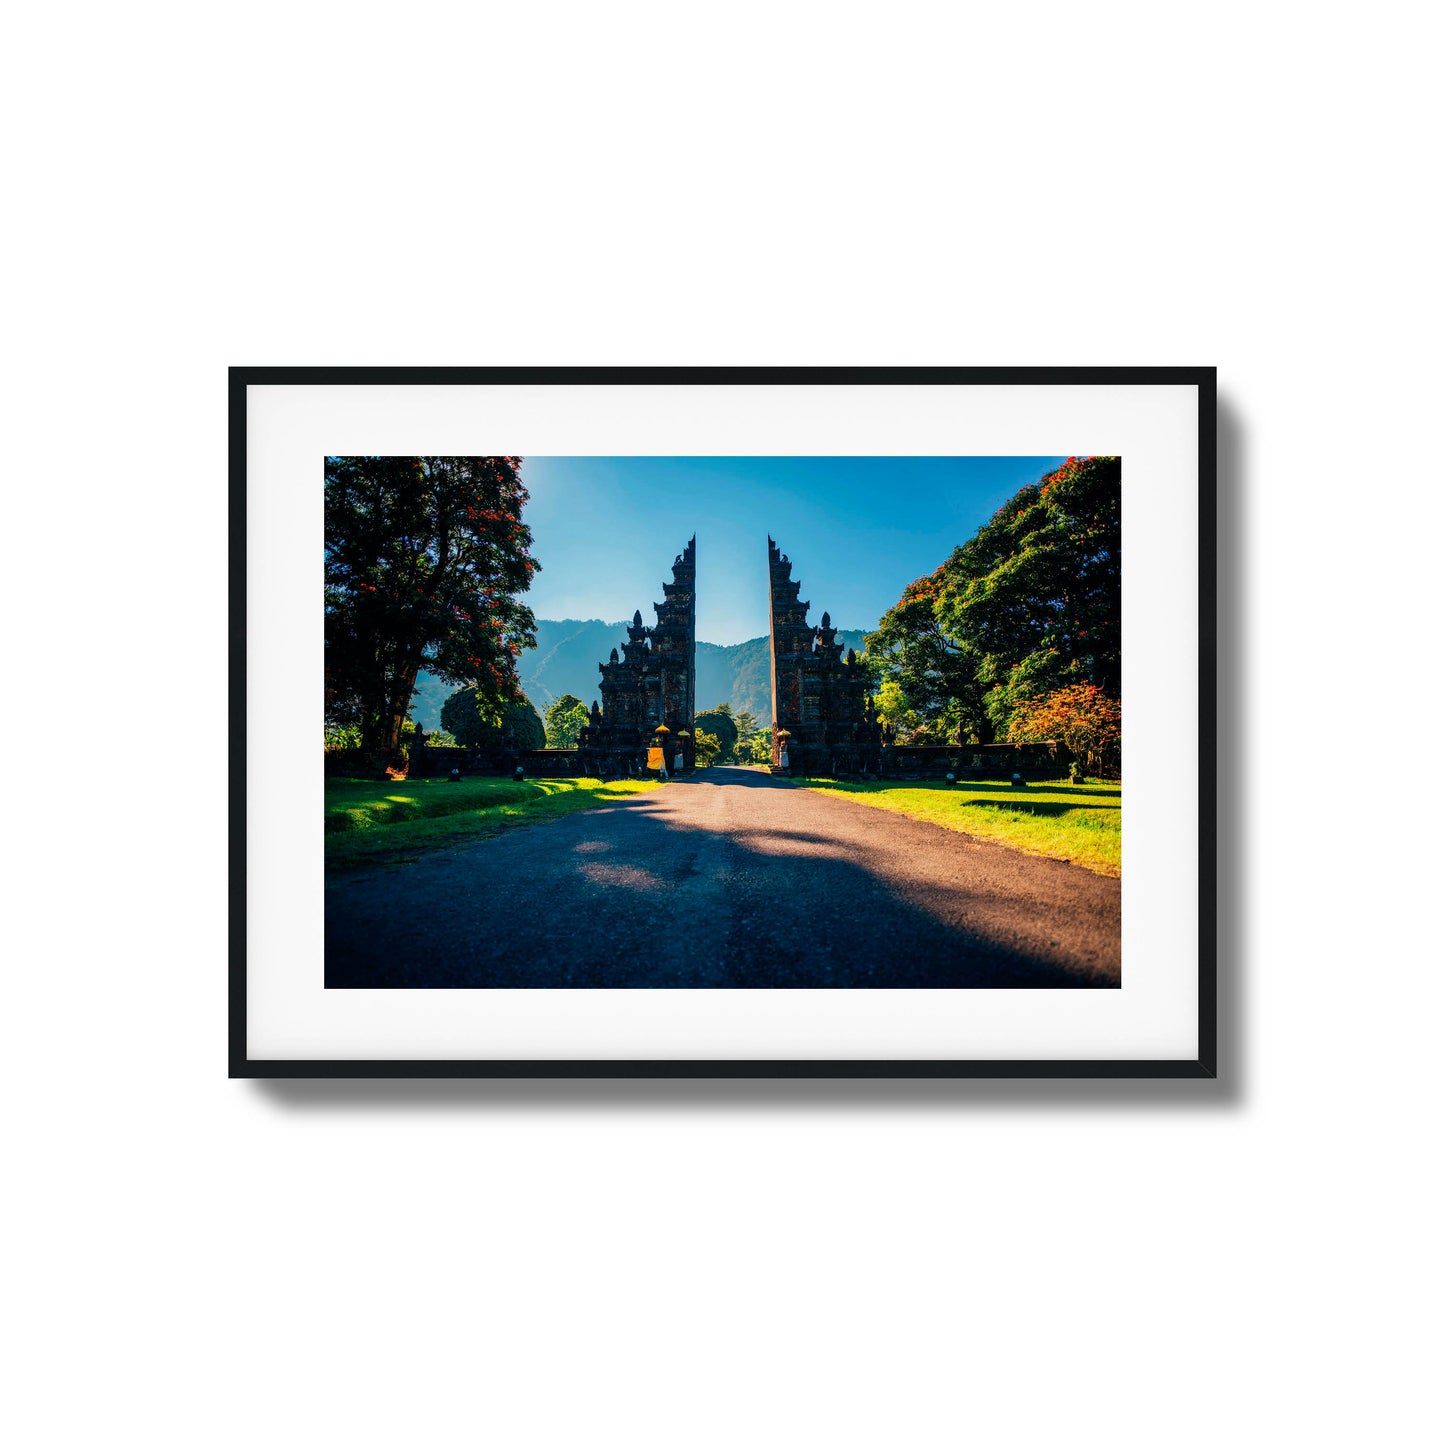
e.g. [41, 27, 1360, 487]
[324, 456, 538, 750]
[1007, 683, 1122, 776]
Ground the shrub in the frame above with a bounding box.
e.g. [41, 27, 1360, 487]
[1008, 683, 1121, 776]
[441, 688, 546, 749]
[735, 730, 772, 765]
[693, 707, 738, 759]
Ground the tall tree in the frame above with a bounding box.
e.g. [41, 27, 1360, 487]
[866, 457, 1120, 742]
[544, 694, 590, 748]
[692, 730, 723, 768]
[693, 707, 739, 759]
[325, 456, 538, 749]
[865, 572, 993, 741]
[736, 725, 772, 766]
[441, 690, 545, 749]
[943, 455, 1120, 735]
[870, 680, 921, 738]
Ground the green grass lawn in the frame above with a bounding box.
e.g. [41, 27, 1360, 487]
[790, 777, 1122, 876]
[325, 775, 662, 870]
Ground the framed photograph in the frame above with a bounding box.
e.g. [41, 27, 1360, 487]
[232, 367, 1215, 1078]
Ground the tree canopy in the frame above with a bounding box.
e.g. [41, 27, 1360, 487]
[544, 694, 590, 749]
[693, 707, 738, 757]
[865, 572, 989, 741]
[735, 726, 772, 766]
[866, 457, 1121, 748]
[440, 689, 546, 750]
[325, 456, 538, 749]
[871, 679, 921, 738]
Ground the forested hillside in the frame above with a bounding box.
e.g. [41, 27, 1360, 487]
[693, 630, 867, 716]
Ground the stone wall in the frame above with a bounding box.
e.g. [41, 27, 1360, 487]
[324, 748, 403, 779]
[406, 746, 585, 779]
[330, 739, 1077, 783]
[883, 741, 1070, 781]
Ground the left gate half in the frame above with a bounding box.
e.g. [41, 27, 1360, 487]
[579, 537, 696, 773]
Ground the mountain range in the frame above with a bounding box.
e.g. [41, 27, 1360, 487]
[409, 617, 868, 730]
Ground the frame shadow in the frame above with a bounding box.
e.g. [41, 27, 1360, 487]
[252, 392, 1246, 1112]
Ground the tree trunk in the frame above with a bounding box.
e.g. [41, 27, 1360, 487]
[383, 657, 422, 753]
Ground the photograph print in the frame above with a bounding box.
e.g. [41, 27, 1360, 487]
[323, 454, 1122, 990]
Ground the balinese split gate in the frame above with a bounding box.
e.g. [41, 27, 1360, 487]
[412, 532, 1066, 781]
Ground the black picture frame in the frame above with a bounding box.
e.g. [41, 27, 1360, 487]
[231, 366, 1217, 1080]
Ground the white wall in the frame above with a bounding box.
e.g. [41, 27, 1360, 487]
[5, 4, 1437, 1443]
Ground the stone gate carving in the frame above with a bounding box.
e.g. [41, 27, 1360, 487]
[767, 537, 881, 774]
[580, 537, 697, 772]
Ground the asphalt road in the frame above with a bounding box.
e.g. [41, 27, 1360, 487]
[325, 767, 1121, 988]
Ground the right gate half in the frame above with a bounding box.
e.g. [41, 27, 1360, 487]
[766, 537, 880, 775]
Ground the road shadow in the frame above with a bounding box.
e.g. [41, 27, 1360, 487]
[683, 768, 789, 787]
[325, 798, 1117, 990]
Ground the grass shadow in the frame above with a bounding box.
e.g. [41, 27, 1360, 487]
[820, 779, 1120, 799]
[961, 799, 1119, 819]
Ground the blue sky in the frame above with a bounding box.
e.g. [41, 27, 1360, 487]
[518, 456, 1067, 646]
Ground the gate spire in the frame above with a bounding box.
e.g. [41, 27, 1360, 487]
[584, 539, 696, 773]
